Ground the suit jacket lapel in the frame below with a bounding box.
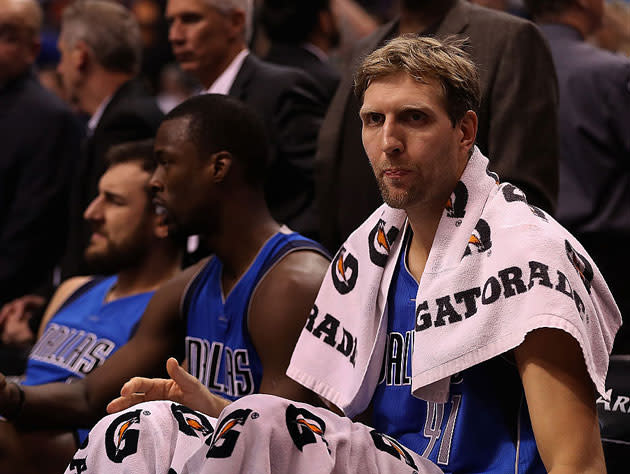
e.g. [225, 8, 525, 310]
[228, 54, 255, 102]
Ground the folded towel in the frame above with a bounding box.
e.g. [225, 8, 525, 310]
[288, 147, 621, 417]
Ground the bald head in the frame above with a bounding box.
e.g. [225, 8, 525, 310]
[0, 0, 42, 82]
[0, 0, 42, 32]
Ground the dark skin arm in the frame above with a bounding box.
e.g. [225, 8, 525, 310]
[248, 250, 329, 404]
[0, 261, 205, 430]
[108, 250, 330, 417]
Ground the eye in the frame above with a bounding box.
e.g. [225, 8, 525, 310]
[406, 110, 426, 122]
[364, 112, 384, 126]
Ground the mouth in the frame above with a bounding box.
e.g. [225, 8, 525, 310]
[173, 51, 195, 63]
[383, 168, 411, 179]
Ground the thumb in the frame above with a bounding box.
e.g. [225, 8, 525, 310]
[165, 357, 199, 391]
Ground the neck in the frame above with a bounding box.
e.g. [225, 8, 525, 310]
[399, 0, 457, 34]
[204, 189, 279, 283]
[80, 70, 133, 116]
[404, 200, 445, 282]
[199, 43, 245, 89]
[108, 247, 181, 300]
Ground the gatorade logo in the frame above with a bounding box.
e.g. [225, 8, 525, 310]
[331, 247, 358, 295]
[463, 219, 492, 256]
[368, 219, 400, 267]
[446, 181, 468, 219]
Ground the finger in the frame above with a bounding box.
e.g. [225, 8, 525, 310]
[119, 377, 162, 397]
[107, 393, 147, 414]
[166, 357, 200, 390]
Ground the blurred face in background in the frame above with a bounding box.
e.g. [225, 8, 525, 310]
[0, 0, 40, 84]
[166, 0, 245, 86]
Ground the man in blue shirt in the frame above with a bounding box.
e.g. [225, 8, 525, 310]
[0, 141, 182, 474]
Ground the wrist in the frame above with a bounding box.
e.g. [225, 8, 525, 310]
[4, 382, 25, 421]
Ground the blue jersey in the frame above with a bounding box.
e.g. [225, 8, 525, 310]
[371, 231, 546, 473]
[183, 231, 329, 402]
[22, 276, 154, 443]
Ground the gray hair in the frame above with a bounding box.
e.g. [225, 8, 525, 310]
[61, 0, 142, 75]
[207, 0, 254, 43]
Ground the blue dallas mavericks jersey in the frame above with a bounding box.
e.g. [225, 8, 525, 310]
[22, 276, 154, 442]
[371, 231, 546, 473]
[183, 230, 328, 402]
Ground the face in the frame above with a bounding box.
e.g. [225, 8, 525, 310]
[166, 0, 240, 86]
[0, 1, 39, 83]
[83, 162, 157, 274]
[360, 72, 474, 212]
[152, 117, 216, 237]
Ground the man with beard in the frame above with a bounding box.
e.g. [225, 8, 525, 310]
[0, 141, 181, 474]
[0, 95, 329, 474]
[316, 0, 560, 253]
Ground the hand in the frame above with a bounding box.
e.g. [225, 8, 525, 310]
[0, 295, 45, 345]
[1, 311, 35, 346]
[107, 358, 230, 417]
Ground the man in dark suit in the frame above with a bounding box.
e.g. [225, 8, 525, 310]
[0, 0, 83, 309]
[260, 0, 341, 105]
[316, 0, 560, 253]
[526, 0, 630, 353]
[56, 0, 164, 279]
[167, 0, 326, 237]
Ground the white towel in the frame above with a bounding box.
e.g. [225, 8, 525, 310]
[66, 396, 442, 474]
[287, 147, 621, 417]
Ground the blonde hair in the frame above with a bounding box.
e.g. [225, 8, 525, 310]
[354, 34, 481, 126]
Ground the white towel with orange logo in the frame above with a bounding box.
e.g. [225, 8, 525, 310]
[287, 147, 621, 417]
[65, 396, 442, 474]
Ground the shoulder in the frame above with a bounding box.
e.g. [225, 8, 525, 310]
[100, 81, 163, 130]
[13, 75, 76, 121]
[45, 276, 94, 318]
[243, 55, 326, 102]
[252, 248, 329, 311]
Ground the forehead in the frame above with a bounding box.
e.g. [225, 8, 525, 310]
[0, 0, 38, 30]
[100, 162, 151, 195]
[166, 0, 215, 17]
[362, 72, 446, 111]
[156, 116, 192, 147]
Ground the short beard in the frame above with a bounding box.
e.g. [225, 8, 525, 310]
[376, 177, 419, 209]
[84, 231, 149, 275]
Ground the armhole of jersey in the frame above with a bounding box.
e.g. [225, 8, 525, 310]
[54, 276, 105, 314]
[245, 240, 331, 331]
[179, 257, 215, 323]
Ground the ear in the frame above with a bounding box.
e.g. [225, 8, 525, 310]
[74, 40, 91, 72]
[227, 8, 247, 40]
[458, 110, 478, 154]
[27, 37, 41, 64]
[208, 151, 233, 183]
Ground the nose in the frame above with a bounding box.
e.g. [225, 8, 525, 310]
[83, 194, 103, 222]
[382, 121, 404, 155]
[168, 18, 184, 45]
[149, 169, 165, 196]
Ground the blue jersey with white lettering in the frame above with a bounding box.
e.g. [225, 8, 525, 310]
[183, 230, 329, 402]
[370, 231, 546, 473]
[22, 276, 154, 443]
